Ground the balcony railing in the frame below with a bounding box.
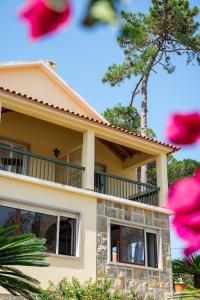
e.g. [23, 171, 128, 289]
[0, 145, 159, 206]
[94, 171, 159, 206]
[0, 145, 85, 188]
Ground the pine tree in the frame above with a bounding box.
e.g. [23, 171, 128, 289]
[103, 0, 200, 182]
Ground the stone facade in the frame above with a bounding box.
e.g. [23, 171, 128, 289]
[97, 199, 172, 300]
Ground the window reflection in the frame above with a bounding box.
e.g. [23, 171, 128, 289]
[0, 205, 77, 256]
[111, 224, 158, 268]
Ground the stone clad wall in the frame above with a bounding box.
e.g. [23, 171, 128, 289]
[97, 199, 172, 300]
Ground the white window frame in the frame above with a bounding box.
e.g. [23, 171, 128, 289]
[0, 201, 80, 257]
[108, 219, 162, 270]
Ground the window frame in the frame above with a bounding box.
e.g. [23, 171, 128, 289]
[108, 219, 162, 270]
[0, 201, 80, 257]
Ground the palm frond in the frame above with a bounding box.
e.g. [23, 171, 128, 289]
[0, 226, 49, 298]
[173, 255, 200, 276]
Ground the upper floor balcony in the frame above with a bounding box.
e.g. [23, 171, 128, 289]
[0, 96, 176, 207]
[0, 144, 159, 206]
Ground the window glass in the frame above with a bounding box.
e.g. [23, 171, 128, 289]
[111, 224, 145, 265]
[0, 205, 77, 256]
[146, 232, 158, 268]
[121, 226, 145, 265]
[111, 223, 158, 268]
[59, 217, 76, 256]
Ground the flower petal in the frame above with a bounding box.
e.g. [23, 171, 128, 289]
[166, 169, 200, 256]
[166, 171, 200, 214]
[18, 0, 72, 39]
[166, 112, 200, 145]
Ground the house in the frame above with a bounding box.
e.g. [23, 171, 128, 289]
[0, 60, 179, 299]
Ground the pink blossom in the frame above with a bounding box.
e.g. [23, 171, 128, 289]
[18, 0, 72, 39]
[166, 112, 200, 145]
[165, 169, 200, 256]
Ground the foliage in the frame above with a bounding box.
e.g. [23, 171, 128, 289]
[83, 0, 120, 27]
[173, 255, 200, 276]
[102, 0, 200, 155]
[39, 277, 137, 300]
[178, 287, 200, 300]
[0, 225, 49, 299]
[103, 103, 155, 138]
[168, 156, 200, 185]
[103, 0, 200, 90]
[148, 156, 200, 186]
[173, 255, 200, 289]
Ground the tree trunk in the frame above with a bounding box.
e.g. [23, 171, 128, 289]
[140, 75, 148, 183]
[194, 274, 200, 289]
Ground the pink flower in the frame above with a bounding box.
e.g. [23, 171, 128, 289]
[165, 169, 200, 256]
[166, 112, 200, 145]
[18, 0, 72, 39]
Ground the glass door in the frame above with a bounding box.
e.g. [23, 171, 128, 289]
[95, 164, 106, 193]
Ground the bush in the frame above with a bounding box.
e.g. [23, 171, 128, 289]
[39, 277, 137, 300]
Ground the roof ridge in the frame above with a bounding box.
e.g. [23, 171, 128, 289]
[0, 86, 180, 153]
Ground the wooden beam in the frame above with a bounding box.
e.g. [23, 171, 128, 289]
[2, 108, 12, 114]
[123, 153, 153, 169]
[99, 138, 141, 162]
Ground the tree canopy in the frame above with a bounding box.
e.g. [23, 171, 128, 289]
[103, 103, 155, 138]
[102, 0, 200, 183]
[102, 0, 200, 135]
[103, 0, 200, 94]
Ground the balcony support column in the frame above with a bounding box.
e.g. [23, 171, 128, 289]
[156, 153, 168, 205]
[82, 129, 95, 190]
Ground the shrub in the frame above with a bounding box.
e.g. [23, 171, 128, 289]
[39, 277, 137, 300]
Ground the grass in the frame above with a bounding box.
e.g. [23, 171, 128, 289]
[176, 288, 200, 299]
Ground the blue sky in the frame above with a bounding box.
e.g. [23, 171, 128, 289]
[1, 0, 200, 258]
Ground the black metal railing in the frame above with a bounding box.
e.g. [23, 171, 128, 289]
[94, 171, 159, 206]
[0, 145, 85, 188]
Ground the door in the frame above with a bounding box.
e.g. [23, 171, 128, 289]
[95, 164, 106, 193]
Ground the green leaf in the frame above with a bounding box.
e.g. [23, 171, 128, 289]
[0, 226, 49, 298]
[83, 0, 119, 27]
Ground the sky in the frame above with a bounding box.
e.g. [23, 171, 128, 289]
[0, 0, 200, 258]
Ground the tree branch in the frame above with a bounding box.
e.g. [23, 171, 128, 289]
[165, 48, 191, 53]
[130, 76, 143, 106]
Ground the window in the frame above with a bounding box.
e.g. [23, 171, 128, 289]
[0, 140, 27, 175]
[110, 223, 158, 268]
[0, 204, 78, 256]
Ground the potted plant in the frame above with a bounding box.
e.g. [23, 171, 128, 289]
[174, 275, 185, 293]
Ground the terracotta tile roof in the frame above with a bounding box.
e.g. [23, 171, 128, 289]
[0, 86, 180, 153]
